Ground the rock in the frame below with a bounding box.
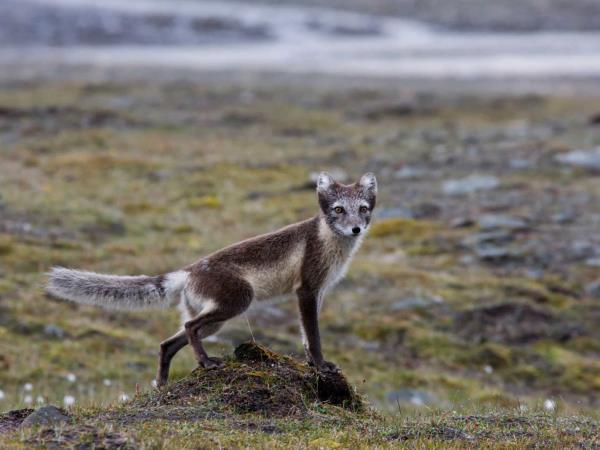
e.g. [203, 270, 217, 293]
[411, 202, 442, 219]
[450, 217, 475, 228]
[509, 158, 533, 169]
[585, 280, 600, 298]
[570, 240, 598, 260]
[442, 174, 499, 195]
[461, 231, 513, 248]
[376, 207, 414, 220]
[305, 16, 382, 36]
[20, 405, 70, 428]
[387, 389, 437, 406]
[43, 324, 67, 339]
[589, 112, 600, 125]
[474, 246, 514, 263]
[551, 212, 575, 224]
[477, 214, 528, 231]
[391, 295, 443, 311]
[586, 257, 600, 267]
[459, 254, 476, 265]
[394, 166, 427, 180]
[555, 148, 600, 170]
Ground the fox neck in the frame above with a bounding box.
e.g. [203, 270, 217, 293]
[317, 215, 364, 260]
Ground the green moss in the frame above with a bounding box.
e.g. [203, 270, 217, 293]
[370, 218, 439, 239]
[0, 235, 14, 255]
[467, 343, 513, 368]
[187, 195, 222, 209]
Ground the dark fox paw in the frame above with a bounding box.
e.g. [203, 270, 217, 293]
[200, 357, 225, 370]
[318, 360, 340, 373]
[308, 359, 340, 373]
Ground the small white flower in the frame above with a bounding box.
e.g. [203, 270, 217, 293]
[519, 404, 528, 413]
[63, 395, 75, 406]
[544, 399, 556, 411]
[151, 380, 158, 388]
[103, 379, 112, 387]
[66, 373, 77, 383]
[0, 390, 5, 400]
[36, 396, 45, 404]
[483, 365, 493, 374]
[24, 395, 33, 404]
[23, 383, 33, 391]
[119, 393, 130, 402]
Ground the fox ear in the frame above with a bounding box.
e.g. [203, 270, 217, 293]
[359, 172, 377, 195]
[316, 172, 335, 193]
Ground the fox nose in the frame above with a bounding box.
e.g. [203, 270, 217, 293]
[352, 227, 361, 235]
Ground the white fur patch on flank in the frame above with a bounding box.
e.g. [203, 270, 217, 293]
[178, 290, 217, 323]
[244, 241, 305, 301]
[164, 270, 189, 301]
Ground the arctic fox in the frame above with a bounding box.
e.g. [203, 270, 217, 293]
[47, 172, 377, 387]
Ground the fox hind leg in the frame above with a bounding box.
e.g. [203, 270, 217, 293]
[186, 320, 225, 369]
[156, 329, 188, 387]
[183, 271, 253, 371]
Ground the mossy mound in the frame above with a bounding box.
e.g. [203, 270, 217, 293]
[135, 342, 363, 418]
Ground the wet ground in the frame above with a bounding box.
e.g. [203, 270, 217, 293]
[2, 0, 600, 79]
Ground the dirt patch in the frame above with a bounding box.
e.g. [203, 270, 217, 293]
[0, 105, 143, 136]
[133, 342, 363, 418]
[455, 303, 584, 344]
[0, 409, 33, 433]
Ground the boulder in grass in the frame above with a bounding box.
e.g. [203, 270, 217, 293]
[20, 406, 70, 428]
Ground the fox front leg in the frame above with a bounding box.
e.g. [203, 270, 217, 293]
[297, 287, 339, 373]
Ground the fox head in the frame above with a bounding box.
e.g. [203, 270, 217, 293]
[317, 171, 377, 238]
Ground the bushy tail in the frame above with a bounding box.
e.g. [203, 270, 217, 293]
[46, 267, 189, 311]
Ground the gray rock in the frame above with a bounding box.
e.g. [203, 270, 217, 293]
[460, 254, 477, 265]
[394, 166, 426, 180]
[43, 324, 67, 338]
[585, 281, 600, 298]
[509, 158, 534, 170]
[570, 241, 598, 260]
[556, 148, 600, 170]
[477, 214, 528, 231]
[391, 295, 443, 311]
[442, 174, 499, 195]
[376, 207, 414, 220]
[387, 389, 437, 406]
[461, 231, 513, 248]
[21, 405, 70, 428]
[551, 212, 575, 224]
[586, 257, 600, 267]
[411, 202, 441, 219]
[475, 245, 517, 262]
[450, 217, 475, 228]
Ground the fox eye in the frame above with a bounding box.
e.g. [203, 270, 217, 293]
[334, 206, 345, 214]
[359, 206, 368, 213]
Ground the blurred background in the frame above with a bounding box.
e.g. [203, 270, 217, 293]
[0, 0, 599, 417]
